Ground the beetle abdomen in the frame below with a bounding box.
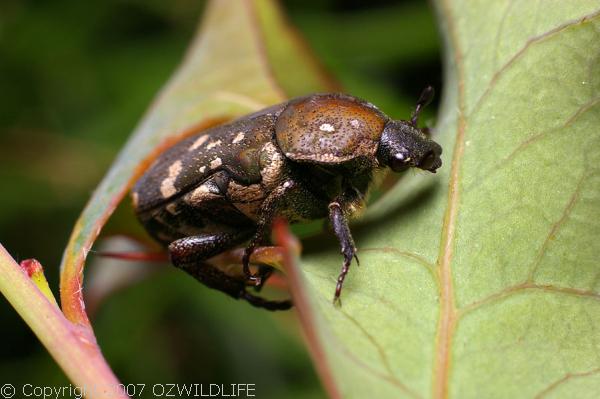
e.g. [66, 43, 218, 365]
[133, 112, 280, 213]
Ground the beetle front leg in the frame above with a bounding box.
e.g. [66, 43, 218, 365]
[242, 180, 295, 286]
[328, 200, 359, 305]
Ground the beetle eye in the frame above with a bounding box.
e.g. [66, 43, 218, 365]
[390, 153, 409, 172]
[419, 151, 436, 171]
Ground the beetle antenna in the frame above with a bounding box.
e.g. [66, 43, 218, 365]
[410, 86, 435, 127]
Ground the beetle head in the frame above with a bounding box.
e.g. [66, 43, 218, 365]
[377, 86, 442, 173]
[376, 121, 442, 173]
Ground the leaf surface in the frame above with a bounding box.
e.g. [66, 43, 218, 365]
[292, 2, 600, 398]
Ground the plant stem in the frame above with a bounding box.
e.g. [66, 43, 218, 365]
[0, 244, 127, 399]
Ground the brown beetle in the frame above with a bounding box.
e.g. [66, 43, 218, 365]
[132, 88, 442, 310]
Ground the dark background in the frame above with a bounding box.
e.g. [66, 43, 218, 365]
[0, 1, 440, 397]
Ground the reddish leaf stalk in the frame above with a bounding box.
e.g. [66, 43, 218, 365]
[272, 220, 342, 399]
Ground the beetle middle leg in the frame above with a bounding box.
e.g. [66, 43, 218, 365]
[210, 245, 294, 292]
[242, 180, 296, 286]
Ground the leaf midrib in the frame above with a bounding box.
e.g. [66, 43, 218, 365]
[431, 0, 464, 397]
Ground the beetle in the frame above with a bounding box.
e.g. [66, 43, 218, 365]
[131, 87, 442, 311]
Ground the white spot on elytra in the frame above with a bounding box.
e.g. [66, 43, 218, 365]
[206, 140, 222, 149]
[350, 119, 360, 128]
[131, 192, 139, 207]
[160, 160, 182, 198]
[196, 185, 211, 193]
[232, 132, 245, 144]
[319, 123, 335, 132]
[210, 157, 222, 169]
[199, 166, 206, 173]
[260, 142, 285, 188]
[188, 135, 209, 151]
[187, 183, 218, 204]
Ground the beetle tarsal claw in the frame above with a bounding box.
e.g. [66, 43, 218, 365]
[333, 294, 342, 307]
[250, 274, 262, 287]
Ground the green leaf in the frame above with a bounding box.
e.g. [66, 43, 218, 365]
[292, 2, 600, 398]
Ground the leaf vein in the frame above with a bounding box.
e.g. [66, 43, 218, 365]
[469, 8, 600, 118]
[458, 282, 600, 318]
[361, 247, 438, 285]
[491, 0, 516, 72]
[534, 367, 600, 399]
[526, 171, 589, 282]
[339, 309, 421, 399]
[325, 319, 422, 398]
[465, 96, 600, 193]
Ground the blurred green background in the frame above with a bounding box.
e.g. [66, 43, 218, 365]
[0, 1, 440, 397]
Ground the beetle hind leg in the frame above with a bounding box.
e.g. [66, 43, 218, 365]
[168, 231, 251, 298]
[169, 231, 253, 266]
[169, 232, 292, 310]
[174, 258, 292, 311]
[242, 291, 292, 311]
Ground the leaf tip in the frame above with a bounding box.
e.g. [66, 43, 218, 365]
[19, 258, 59, 307]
